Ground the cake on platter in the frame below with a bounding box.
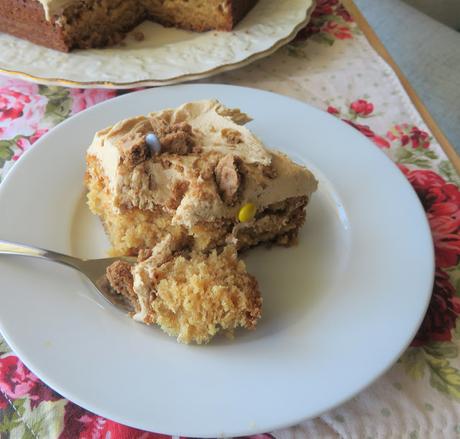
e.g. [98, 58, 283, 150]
[0, 0, 258, 51]
[85, 99, 318, 257]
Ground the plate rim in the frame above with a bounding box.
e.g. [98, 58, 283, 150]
[0, 1, 316, 89]
[0, 84, 435, 436]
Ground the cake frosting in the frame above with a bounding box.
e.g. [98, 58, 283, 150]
[131, 234, 176, 322]
[87, 99, 318, 228]
[37, 0, 76, 20]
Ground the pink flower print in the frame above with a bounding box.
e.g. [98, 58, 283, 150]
[323, 21, 353, 39]
[345, 120, 390, 148]
[412, 268, 460, 345]
[327, 105, 340, 116]
[100, 420, 172, 438]
[387, 124, 431, 148]
[0, 355, 39, 399]
[0, 78, 39, 96]
[13, 128, 48, 160]
[409, 126, 430, 148]
[0, 355, 60, 407]
[336, 5, 353, 22]
[399, 165, 460, 268]
[0, 390, 8, 409]
[70, 89, 117, 115]
[0, 87, 47, 139]
[59, 403, 171, 439]
[313, 0, 339, 16]
[350, 99, 374, 117]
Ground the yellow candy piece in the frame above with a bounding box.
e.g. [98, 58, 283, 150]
[238, 203, 256, 223]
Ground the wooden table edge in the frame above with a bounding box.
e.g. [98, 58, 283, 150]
[342, 0, 460, 174]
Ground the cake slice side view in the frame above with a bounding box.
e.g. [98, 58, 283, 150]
[0, 0, 258, 52]
[85, 99, 318, 256]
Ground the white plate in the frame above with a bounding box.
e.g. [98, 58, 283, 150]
[0, 85, 434, 436]
[0, 0, 313, 88]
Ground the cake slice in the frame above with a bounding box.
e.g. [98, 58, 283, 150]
[106, 235, 262, 344]
[0, 0, 258, 52]
[143, 0, 258, 32]
[85, 99, 318, 256]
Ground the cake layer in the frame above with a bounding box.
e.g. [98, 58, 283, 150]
[0, 0, 69, 51]
[144, 0, 258, 32]
[87, 154, 310, 255]
[60, 0, 145, 50]
[106, 237, 262, 344]
[0, 0, 258, 51]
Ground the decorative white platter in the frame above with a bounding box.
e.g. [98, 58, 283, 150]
[0, 0, 314, 88]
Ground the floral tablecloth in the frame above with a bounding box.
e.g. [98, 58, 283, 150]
[1, 1, 459, 438]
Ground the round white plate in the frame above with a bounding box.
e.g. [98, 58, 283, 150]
[0, 85, 434, 436]
[0, 0, 313, 88]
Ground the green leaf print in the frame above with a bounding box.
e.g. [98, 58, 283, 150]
[455, 317, 460, 338]
[7, 399, 66, 439]
[424, 341, 458, 359]
[426, 355, 460, 400]
[21, 429, 37, 439]
[444, 265, 460, 299]
[286, 44, 310, 59]
[326, 14, 344, 24]
[0, 140, 14, 170]
[395, 147, 432, 168]
[402, 345, 460, 401]
[312, 33, 335, 46]
[395, 147, 412, 161]
[0, 402, 22, 433]
[423, 149, 438, 160]
[439, 160, 460, 185]
[11, 399, 26, 419]
[0, 337, 11, 355]
[396, 146, 436, 169]
[400, 299, 460, 401]
[400, 348, 426, 380]
[38, 85, 72, 125]
[27, 399, 66, 438]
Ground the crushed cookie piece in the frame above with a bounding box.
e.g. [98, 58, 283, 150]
[167, 180, 189, 209]
[149, 119, 195, 155]
[215, 154, 243, 205]
[221, 128, 243, 145]
[215, 106, 252, 125]
[106, 260, 138, 311]
[120, 131, 150, 168]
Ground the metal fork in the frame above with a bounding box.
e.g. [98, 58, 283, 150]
[0, 239, 134, 313]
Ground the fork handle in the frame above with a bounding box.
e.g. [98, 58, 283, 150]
[0, 239, 82, 270]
